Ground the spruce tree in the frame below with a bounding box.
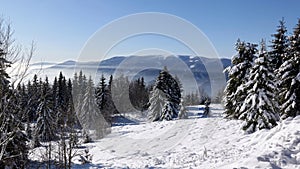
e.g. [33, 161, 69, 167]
[80, 76, 98, 129]
[35, 77, 57, 141]
[239, 40, 279, 133]
[95, 74, 118, 124]
[0, 49, 10, 93]
[56, 72, 69, 128]
[223, 40, 256, 119]
[72, 72, 79, 107]
[0, 36, 28, 168]
[148, 88, 167, 121]
[0, 91, 28, 167]
[269, 18, 289, 70]
[27, 74, 40, 122]
[129, 77, 149, 112]
[148, 67, 181, 121]
[111, 74, 132, 114]
[66, 78, 77, 128]
[80, 76, 109, 138]
[279, 19, 300, 119]
[73, 71, 87, 123]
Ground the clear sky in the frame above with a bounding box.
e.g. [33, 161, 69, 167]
[1, 0, 299, 63]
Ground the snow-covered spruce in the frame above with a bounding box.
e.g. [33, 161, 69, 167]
[95, 74, 119, 124]
[0, 39, 28, 168]
[148, 88, 167, 121]
[269, 18, 289, 71]
[79, 76, 110, 139]
[239, 40, 280, 133]
[148, 67, 181, 121]
[278, 19, 300, 119]
[223, 40, 256, 119]
[35, 77, 57, 142]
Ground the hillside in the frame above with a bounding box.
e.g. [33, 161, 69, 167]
[67, 104, 300, 169]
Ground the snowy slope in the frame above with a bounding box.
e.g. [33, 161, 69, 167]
[74, 104, 300, 169]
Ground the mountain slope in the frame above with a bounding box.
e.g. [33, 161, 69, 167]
[73, 105, 300, 169]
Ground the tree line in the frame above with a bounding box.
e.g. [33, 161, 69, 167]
[224, 18, 300, 133]
[0, 17, 152, 167]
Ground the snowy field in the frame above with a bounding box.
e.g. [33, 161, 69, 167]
[31, 104, 300, 168]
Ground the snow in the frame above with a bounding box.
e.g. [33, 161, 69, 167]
[29, 104, 300, 168]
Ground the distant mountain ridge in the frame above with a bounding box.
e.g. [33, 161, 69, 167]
[30, 55, 231, 96]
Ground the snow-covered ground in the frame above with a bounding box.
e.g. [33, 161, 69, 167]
[71, 104, 300, 169]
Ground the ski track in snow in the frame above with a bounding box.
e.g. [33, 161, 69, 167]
[61, 104, 300, 168]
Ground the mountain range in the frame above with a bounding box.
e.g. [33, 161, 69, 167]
[29, 55, 231, 96]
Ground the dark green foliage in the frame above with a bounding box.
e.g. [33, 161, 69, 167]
[279, 19, 300, 119]
[27, 74, 40, 122]
[0, 88, 29, 168]
[129, 77, 149, 112]
[72, 71, 87, 127]
[111, 74, 132, 114]
[95, 74, 119, 124]
[0, 28, 28, 167]
[0, 50, 10, 93]
[223, 40, 256, 119]
[156, 67, 181, 106]
[269, 18, 289, 70]
[239, 40, 279, 133]
[66, 79, 78, 128]
[224, 19, 300, 133]
[35, 77, 57, 141]
[184, 92, 200, 106]
[149, 67, 182, 121]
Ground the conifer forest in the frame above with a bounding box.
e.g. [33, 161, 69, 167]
[0, 2, 300, 168]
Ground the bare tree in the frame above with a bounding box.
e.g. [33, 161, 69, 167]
[0, 17, 34, 168]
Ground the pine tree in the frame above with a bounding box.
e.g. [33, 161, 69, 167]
[0, 90, 29, 168]
[66, 78, 77, 128]
[52, 76, 59, 117]
[73, 71, 87, 123]
[139, 77, 150, 111]
[72, 72, 79, 107]
[223, 40, 256, 119]
[157, 67, 181, 106]
[184, 92, 201, 106]
[279, 19, 300, 119]
[174, 75, 188, 118]
[0, 27, 28, 167]
[80, 76, 98, 129]
[129, 77, 149, 112]
[97, 75, 107, 110]
[148, 67, 181, 121]
[270, 18, 289, 70]
[0, 49, 10, 94]
[148, 88, 167, 121]
[18, 83, 32, 139]
[111, 74, 132, 114]
[35, 77, 57, 141]
[108, 74, 113, 91]
[239, 40, 279, 133]
[27, 74, 40, 122]
[56, 72, 69, 128]
[80, 76, 109, 138]
[95, 74, 118, 124]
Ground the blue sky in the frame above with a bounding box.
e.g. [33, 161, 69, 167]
[1, 0, 299, 63]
